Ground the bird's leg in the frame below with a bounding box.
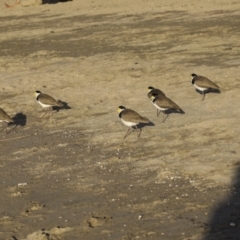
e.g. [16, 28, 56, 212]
[138, 127, 142, 138]
[51, 107, 54, 116]
[0, 122, 9, 134]
[5, 122, 9, 134]
[124, 127, 132, 139]
[132, 126, 142, 138]
[38, 108, 47, 118]
[9, 124, 17, 133]
[162, 113, 169, 123]
[0, 122, 5, 132]
[5, 122, 12, 134]
[0, 122, 9, 133]
[157, 109, 161, 117]
[48, 107, 53, 118]
[202, 91, 205, 101]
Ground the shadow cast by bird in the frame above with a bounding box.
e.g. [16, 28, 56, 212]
[6, 112, 27, 134]
[42, 0, 73, 4]
[138, 121, 155, 128]
[12, 112, 27, 127]
[52, 100, 71, 112]
[164, 109, 185, 115]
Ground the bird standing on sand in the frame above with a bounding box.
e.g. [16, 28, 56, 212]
[0, 108, 14, 133]
[147, 86, 166, 116]
[117, 106, 150, 139]
[191, 73, 220, 101]
[150, 94, 184, 122]
[35, 90, 63, 118]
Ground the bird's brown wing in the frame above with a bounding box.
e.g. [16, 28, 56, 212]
[122, 109, 150, 123]
[155, 96, 183, 112]
[38, 94, 63, 107]
[0, 108, 13, 122]
[195, 76, 219, 90]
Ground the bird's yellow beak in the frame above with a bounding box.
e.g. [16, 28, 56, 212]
[150, 95, 155, 100]
[117, 108, 121, 113]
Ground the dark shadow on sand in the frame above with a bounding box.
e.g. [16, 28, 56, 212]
[5, 112, 27, 134]
[12, 112, 27, 127]
[53, 100, 71, 112]
[164, 109, 185, 115]
[42, 0, 72, 4]
[202, 165, 240, 240]
[138, 121, 155, 128]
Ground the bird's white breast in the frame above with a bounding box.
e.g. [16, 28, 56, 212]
[37, 100, 52, 108]
[121, 118, 138, 127]
[194, 84, 207, 92]
[152, 102, 168, 111]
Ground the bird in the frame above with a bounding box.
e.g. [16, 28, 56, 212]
[0, 108, 14, 133]
[147, 86, 165, 99]
[150, 94, 184, 122]
[34, 90, 63, 118]
[147, 86, 166, 116]
[117, 106, 150, 139]
[191, 73, 220, 101]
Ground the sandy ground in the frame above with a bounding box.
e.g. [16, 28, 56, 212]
[0, 0, 240, 239]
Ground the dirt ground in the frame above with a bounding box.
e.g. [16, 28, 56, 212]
[0, 0, 240, 239]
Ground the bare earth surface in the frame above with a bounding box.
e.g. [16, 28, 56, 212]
[0, 1, 240, 239]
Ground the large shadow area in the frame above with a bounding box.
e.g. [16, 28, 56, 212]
[203, 165, 240, 240]
[42, 0, 72, 4]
